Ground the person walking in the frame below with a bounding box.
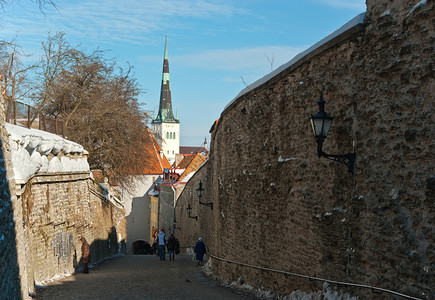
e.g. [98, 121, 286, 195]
[194, 237, 206, 266]
[80, 237, 90, 273]
[157, 229, 167, 261]
[167, 234, 177, 261]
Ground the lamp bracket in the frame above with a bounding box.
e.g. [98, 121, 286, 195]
[317, 140, 355, 173]
[199, 198, 214, 210]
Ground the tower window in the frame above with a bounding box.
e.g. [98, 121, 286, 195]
[166, 132, 169, 139]
[173, 132, 176, 139]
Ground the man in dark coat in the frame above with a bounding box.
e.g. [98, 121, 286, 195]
[80, 237, 90, 273]
[167, 234, 177, 261]
[194, 237, 206, 266]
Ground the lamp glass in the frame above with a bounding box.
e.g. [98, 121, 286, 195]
[311, 113, 333, 138]
[196, 182, 204, 198]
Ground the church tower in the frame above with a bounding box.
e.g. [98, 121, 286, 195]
[151, 35, 180, 163]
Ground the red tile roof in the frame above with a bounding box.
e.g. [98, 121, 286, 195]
[179, 146, 208, 155]
[129, 127, 171, 175]
[160, 154, 207, 185]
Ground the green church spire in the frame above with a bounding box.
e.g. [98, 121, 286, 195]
[153, 34, 178, 124]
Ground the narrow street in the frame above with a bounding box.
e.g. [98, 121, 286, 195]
[34, 254, 257, 300]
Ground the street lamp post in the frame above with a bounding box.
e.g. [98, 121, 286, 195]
[196, 181, 213, 210]
[310, 93, 356, 173]
[186, 204, 198, 221]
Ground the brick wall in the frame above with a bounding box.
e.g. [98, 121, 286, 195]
[178, 0, 434, 299]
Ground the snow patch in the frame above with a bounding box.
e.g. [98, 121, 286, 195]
[381, 9, 390, 17]
[6, 123, 89, 183]
[390, 189, 399, 200]
[407, 0, 427, 18]
[278, 155, 297, 162]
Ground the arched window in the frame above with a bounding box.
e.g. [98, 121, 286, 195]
[166, 132, 169, 139]
[170, 132, 173, 139]
[173, 132, 176, 139]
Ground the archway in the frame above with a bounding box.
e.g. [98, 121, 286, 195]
[130, 240, 152, 255]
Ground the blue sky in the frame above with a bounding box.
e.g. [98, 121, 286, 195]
[1, 0, 366, 147]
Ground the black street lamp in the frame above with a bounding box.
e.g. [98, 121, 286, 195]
[310, 93, 356, 173]
[186, 204, 198, 221]
[197, 180, 213, 210]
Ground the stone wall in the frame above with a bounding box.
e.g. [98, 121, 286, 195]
[179, 0, 433, 299]
[175, 163, 209, 251]
[1, 99, 126, 299]
[17, 173, 126, 297]
[0, 96, 22, 298]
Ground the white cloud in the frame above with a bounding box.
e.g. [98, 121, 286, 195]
[310, 0, 366, 11]
[172, 45, 307, 73]
[2, 0, 245, 47]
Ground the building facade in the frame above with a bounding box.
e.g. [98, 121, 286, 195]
[120, 127, 170, 253]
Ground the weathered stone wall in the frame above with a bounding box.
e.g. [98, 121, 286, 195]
[0, 96, 22, 299]
[17, 173, 126, 297]
[184, 0, 433, 299]
[1, 96, 126, 298]
[175, 163, 209, 251]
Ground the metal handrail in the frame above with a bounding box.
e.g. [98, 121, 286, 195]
[4, 98, 64, 136]
[207, 252, 423, 300]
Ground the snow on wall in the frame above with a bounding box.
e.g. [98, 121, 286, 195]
[6, 123, 90, 183]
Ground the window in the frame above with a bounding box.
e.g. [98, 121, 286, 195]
[173, 132, 176, 139]
[166, 132, 169, 139]
[167, 151, 169, 154]
[172, 150, 174, 154]
[170, 132, 173, 139]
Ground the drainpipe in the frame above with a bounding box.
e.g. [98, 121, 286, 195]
[171, 185, 176, 234]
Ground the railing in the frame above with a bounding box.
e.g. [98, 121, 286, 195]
[207, 252, 423, 300]
[5, 98, 64, 137]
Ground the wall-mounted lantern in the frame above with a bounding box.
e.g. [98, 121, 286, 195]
[310, 93, 356, 173]
[186, 204, 198, 221]
[197, 180, 213, 210]
[173, 218, 181, 231]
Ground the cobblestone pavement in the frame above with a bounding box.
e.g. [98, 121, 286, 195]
[34, 254, 258, 300]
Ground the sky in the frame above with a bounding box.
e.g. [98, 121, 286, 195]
[1, 0, 366, 147]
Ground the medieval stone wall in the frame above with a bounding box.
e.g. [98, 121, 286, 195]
[0, 97, 22, 298]
[17, 173, 126, 297]
[1, 99, 126, 299]
[175, 163, 209, 251]
[179, 0, 434, 299]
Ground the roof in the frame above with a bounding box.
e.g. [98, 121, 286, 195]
[178, 154, 207, 182]
[179, 146, 209, 155]
[176, 154, 196, 168]
[160, 153, 208, 185]
[209, 119, 219, 133]
[129, 127, 171, 175]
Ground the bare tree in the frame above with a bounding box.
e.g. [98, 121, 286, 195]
[0, 38, 37, 102]
[0, 0, 56, 12]
[37, 33, 151, 188]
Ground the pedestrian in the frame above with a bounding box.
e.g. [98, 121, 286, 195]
[167, 234, 177, 261]
[80, 237, 90, 273]
[175, 237, 180, 255]
[194, 237, 206, 266]
[157, 229, 167, 261]
[152, 240, 158, 255]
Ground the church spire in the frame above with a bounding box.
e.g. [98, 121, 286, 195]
[153, 34, 178, 123]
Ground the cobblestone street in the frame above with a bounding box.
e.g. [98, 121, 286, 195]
[34, 254, 257, 300]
